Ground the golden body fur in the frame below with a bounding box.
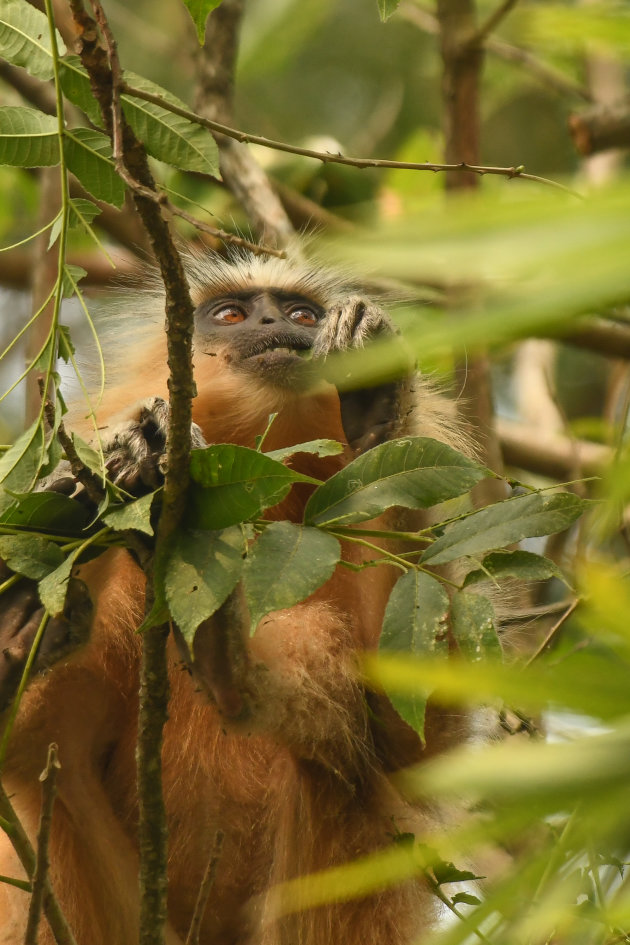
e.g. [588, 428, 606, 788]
[0, 253, 469, 944]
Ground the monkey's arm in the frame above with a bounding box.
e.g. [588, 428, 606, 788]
[316, 296, 415, 453]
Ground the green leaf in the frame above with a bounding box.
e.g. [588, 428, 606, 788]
[421, 493, 588, 566]
[451, 892, 482, 906]
[244, 522, 340, 631]
[188, 444, 310, 529]
[181, 0, 224, 43]
[0, 491, 90, 532]
[121, 73, 220, 176]
[432, 860, 480, 885]
[63, 128, 125, 207]
[379, 570, 449, 737]
[381, 570, 450, 656]
[463, 549, 568, 588]
[304, 437, 487, 526]
[61, 264, 87, 297]
[0, 534, 64, 580]
[104, 492, 156, 536]
[49, 198, 101, 247]
[38, 553, 74, 615]
[0, 106, 58, 167]
[0, 0, 65, 80]
[377, 0, 400, 22]
[58, 55, 103, 126]
[0, 419, 47, 491]
[57, 325, 75, 364]
[265, 439, 343, 463]
[450, 590, 502, 662]
[164, 526, 246, 641]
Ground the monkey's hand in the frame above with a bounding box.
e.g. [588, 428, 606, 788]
[103, 396, 207, 494]
[0, 560, 92, 712]
[315, 297, 412, 454]
[313, 295, 395, 357]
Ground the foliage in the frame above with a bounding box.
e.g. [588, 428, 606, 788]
[1, 0, 630, 943]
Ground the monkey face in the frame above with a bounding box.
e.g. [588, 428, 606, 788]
[194, 289, 325, 387]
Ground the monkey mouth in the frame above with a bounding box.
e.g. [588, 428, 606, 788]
[239, 338, 314, 362]
[233, 338, 318, 388]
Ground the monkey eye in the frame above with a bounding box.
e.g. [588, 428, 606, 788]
[212, 305, 246, 324]
[287, 306, 319, 327]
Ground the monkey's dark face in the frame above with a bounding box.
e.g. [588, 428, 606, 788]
[194, 289, 325, 387]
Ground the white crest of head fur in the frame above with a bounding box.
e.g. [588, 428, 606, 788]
[183, 245, 351, 308]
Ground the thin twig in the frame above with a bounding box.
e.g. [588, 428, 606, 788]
[42, 396, 106, 506]
[525, 598, 580, 666]
[169, 205, 285, 258]
[120, 82, 576, 195]
[471, 0, 519, 47]
[24, 743, 61, 945]
[0, 781, 77, 945]
[397, 2, 591, 103]
[185, 830, 224, 945]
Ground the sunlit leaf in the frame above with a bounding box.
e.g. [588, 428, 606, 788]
[377, 0, 400, 22]
[181, 0, 224, 43]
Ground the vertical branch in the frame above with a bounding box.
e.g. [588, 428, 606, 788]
[24, 743, 61, 945]
[194, 0, 294, 248]
[26, 168, 60, 424]
[436, 0, 483, 192]
[68, 3, 197, 944]
[436, 1, 506, 501]
[0, 781, 76, 945]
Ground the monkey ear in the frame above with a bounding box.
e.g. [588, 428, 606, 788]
[338, 382, 403, 453]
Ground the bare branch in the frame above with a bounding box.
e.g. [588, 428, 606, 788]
[194, 0, 294, 247]
[120, 82, 575, 194]
[569, 105, 630, 156]
[397, 2, 591, 103]
[496, 417, 611, 480]
[42, 397, 106, 505]
[24, 744, 61, 945]
[471, 0, 519, 47]
[185, 831, 224, 945]
[0, 782, 77, 945]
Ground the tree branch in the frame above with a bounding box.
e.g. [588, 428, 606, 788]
[0, 781, 77, 945]
[24, 744, 60, 945]
[470, 0, 519, 47]
[193, 0, 294, 247]
[496, 417, 610, 480]
[569, 105, 630, 156]
[120, 82, 574, 193]
[397, 2, 591, 103]
[68, 3, 196, 943]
